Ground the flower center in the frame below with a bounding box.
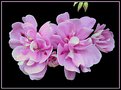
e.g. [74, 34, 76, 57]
[28, 36, 33, 41]
[69, 36, 80, 45]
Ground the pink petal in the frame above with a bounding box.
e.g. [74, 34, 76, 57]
[18, 61, 28, 75]
[95, 42, 109, 48]
[65, 50, 74, 59]
[27, 60, 35, 66]
[104, 38, 115, 52]
[95, 23, 106, 32]
[12, 46, 29, 61]
[56, 12, 70, 24]
[20, 37, 30, 46]
[48, 51, 59, 68]
[76, 27, 93, 40]
[10, 22, 23, 40]
[26, 29, 36, 40]
[79, 45, 102, 67]
[24, 62, 46, 74]
[36, 39, 51, 50]
[64, 58, 80, 73]
[36, 33, 42, 39]
[38, 46, 53, 64]
[50, 23, 58, 34]
[9, 39, 22, 49]
[96, 38, 115, 53]
[80, 16, 96, 28]
[57, 44, 68, 66]
[80, 66, 91, 73]
[28, 51, 38, 62]
[30, 41, 38, 52]
[29, 66, 47, 80]
[64, 68, 76, 80]
[50, 35, 64, 49]
[68, 19, 94, 40]
[74, 38, 92, 50]
[22, 15, 37, 28]
[72, 53, 85, 67]
[102, 30, 113, 39]
[70, 19, 82, 33]
[91, 30, 103, 38]
[39, 21, 54, 39]
[12, 22, 23, 29]
[57, 20, 74, 39]
[56, 27, 66, 40]
[21, 22, 36, 32]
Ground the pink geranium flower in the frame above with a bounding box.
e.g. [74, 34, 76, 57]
[55, 12, 102, 80]
[9, 15, 54, 80]
[91, 23, 115, 53]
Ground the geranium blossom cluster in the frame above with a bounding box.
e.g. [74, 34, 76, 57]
[9, 12, 115, 80]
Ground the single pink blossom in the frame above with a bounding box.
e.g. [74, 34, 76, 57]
[91, 23, 115, 53]
[56, 12, 102, 80]
[9, 15, 54, 80]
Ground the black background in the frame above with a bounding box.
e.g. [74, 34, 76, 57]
[2, 2, 119, 88]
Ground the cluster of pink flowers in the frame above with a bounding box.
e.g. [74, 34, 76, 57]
[9, 12, 115, 80]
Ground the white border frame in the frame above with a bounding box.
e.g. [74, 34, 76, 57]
[1, 1, 120, 89]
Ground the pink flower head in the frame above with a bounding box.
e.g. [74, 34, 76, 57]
[56, 12, 102, 80]
[9, 15, 54, 80]
[91, 23, 115, 53]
